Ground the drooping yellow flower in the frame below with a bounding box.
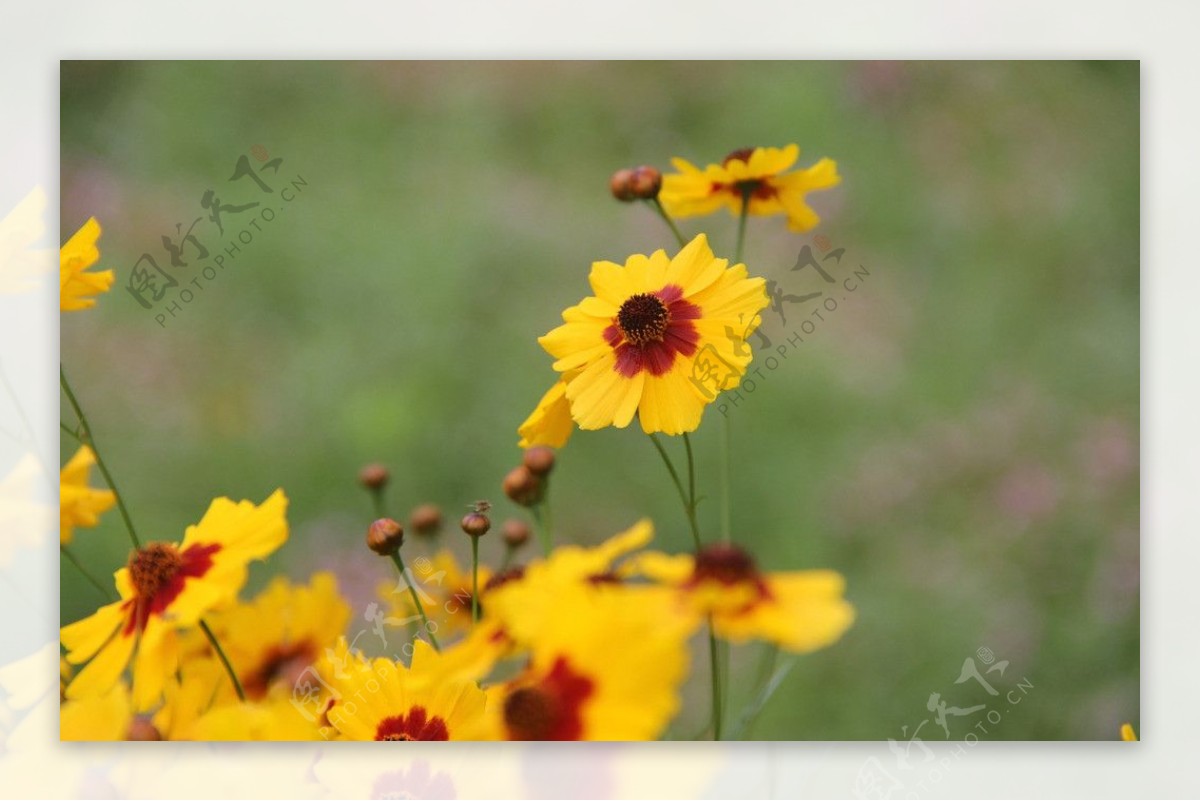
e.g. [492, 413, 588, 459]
[630, 542, 855, 654]
[1121, 722, 1138, 741]
[380, 550, 492, 639]
[322, 639, 489, 741]
[660, 145, 840, 233]
[60, 490, 289, 710]
[485, 582, 692, 741]
[517, 374, 575, 448]
[538, 234, 768, 436]
[206, 572, 350, 701]
[60, 217, 113, 311]
[59, 445, 116, 546]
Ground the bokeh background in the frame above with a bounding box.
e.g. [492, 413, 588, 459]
[59, 61, 1139, 740]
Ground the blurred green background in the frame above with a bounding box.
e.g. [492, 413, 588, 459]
[59, 61, 1139, 740]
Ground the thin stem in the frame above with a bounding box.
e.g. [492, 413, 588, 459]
[721, 415, 732, 543]
[199, 618, 245, 702]
[734, 187, 751, 265]
[708, 619, 723, 741]
[648, 198, 688, 249]
[60, 544, 114, 602]
[682, 432, 697, 514]
[470, 536, 480, 623]
[59, 367, 141, 549]
[732, 652, 799, 739]
[541, 490, 555, 553]
[531, 504, 551, 558]
[389, 551, 441, 651]
[368, 488, 386, 521]
[60, 421, 81, 441]
[647, 433, 700, 549]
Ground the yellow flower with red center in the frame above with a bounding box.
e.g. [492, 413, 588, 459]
[660, 145, 840, 233]
[630, 542, 855, 654]
[322, 639, 488, 741]
[485, 582, 692, 741]
[59, 445, 116, 545]
[60, 217, 114, 311]
[534, 234, 768, 436]
[205, 572, 350, 701]
[60, 490, 289, 710]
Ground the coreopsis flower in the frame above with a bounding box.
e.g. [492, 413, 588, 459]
[659, 145, 840, 232]
[485, 583, 692, 740]
[536, 234, 768, 436]
[60, 217, 114, 311]
[517, 374, 575, 448]
[60, 490, 289, 710]
[60, 682, 133, 741]
[204, 572, 350, 701]
[629, 543, 855, 654]
[380, 549, 492, 639]
[322, 639, 488, 741]
[59, 445, 116, 546]
[185, 696, 324, 741]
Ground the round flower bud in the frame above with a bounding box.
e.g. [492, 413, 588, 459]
[366, 518, 404, 556]
[628, 165, 662, 200]
[358, 463, 390, 490]
[410, 503, 442, 537]
[521, 446, 556, 477]
[502, 465, 542, 507]
[126, 717, 162, 741]
[609, 168, 637, 202]
[502, 518, 531, 548]
[460, 511, 491, 538]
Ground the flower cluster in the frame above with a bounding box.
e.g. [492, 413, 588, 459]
[61, 144, 858, 741]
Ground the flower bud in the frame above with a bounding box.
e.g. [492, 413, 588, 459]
[502, 518, 531, 549]
[410, 503, 442, 537]
[366, 518, 404, 556]
[502, 465, 542, 507]
[521, 446, 556, 477]
[628, 165, 662, 199]
[609, 168, 637, 201]
[461, 511, 491, 538]
[126, 717, 162, 741]
[358, 463, 390, 490]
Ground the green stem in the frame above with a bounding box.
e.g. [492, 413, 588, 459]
[531, 504, 551, 558]
[732, 652, 799, 739]
[734, 187, 751, 265]
[60, 421, 81, 441]
[368, 488, 386, 521]
[470, 536, 480, 623]
[708, 619, 723, 740]
[199, 618, 245, 702]
[721, 415, 732, 543]
[389, 551, 441, 651]
[649, 198, 688, 249]
[59, 366, 141, 549]
[60, 544, 113, 602]
[647, 433, 700, 549]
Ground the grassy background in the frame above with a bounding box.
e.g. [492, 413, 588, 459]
[59, 61, 1139, 740]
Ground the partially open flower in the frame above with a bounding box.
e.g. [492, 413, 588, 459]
[367, 518, 404, 556]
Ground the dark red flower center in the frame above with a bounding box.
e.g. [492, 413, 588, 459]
[243, 640, 317, 700]
[690, 543, 762, 585]
[604, 284, 701, 378]
[122, 541, 221, 635]
[375, 706, 450, 741]
[502, 657, 595, 740]
[723, 147, 756, 166]
[484, 565, 526, 592]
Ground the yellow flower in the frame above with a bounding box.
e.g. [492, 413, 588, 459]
[380, 549, 491, 639]
[59, 445, 116, 546]
[517, 374, 575, 448]
[323, 639, 488, 741]
[485, 583, 692, 740]
[660, 145, 840, 233]
[1121, 722, 1138, 741]
[206, 572, 350, 701]
[538, 234, 768, 436]
[630, 543, 855, 654]
[60, 217, 113, 311]
[60, 490, 289, 710]
[185, 696, 323, 741]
